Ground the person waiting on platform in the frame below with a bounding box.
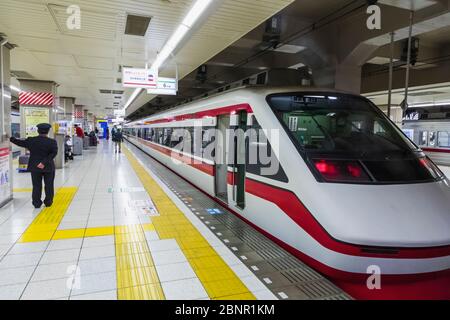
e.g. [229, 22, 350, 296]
[10, 123, 58, 208]
[74, 124, 84, 138]
[112, 126, 123, 153]
[64, 135, 73, 161]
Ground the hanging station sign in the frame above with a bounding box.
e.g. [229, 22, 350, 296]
[147, 77, 178, 95]
[122, 67, 158, 89]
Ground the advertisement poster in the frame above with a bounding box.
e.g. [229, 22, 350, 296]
[24, 107, 50, 137]
[0, 145, 11, 206]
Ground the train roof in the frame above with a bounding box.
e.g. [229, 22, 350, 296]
[126, 85, 357, 126]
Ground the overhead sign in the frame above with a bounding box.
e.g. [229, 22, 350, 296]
[122, 67, 158, 88]
[147, 77, 177, 95]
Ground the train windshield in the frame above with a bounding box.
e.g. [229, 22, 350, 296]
[267, 93, 444, 183]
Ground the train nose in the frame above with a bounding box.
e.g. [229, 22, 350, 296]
[317, 180, 450, 248]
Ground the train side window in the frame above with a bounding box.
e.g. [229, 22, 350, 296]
[438, 131, 449, 147]
[245, 120, 288, 183]
[419, 131, 428, 146]
[429, 131, 437, 146]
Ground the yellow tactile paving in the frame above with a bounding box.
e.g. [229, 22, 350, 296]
[13, 188, 33, 192]
[123, 146, 256, 300]
[19, 187, 78, 243]
[115, 224, 165, 300]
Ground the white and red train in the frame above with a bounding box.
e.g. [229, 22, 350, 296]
[124, 86, 450, 299]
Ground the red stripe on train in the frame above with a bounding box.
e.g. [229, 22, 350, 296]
[143, 103, 253, 125]
[422, 147, 450, 154]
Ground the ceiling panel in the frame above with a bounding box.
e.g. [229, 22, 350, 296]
[74, 55, 115, 70]
[3, 0, 294, 116]
[31, 51, 77, 67]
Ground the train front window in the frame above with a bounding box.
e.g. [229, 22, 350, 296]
[267, 93, 444, 184]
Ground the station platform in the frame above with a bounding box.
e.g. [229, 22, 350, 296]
[0, 140, 349, 300]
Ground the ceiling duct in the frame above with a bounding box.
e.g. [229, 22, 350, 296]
[261, 15, 282, 49]
[125, 14, 152, 36]
[11, 70, 34, 79]
[195, 65, 208, 83]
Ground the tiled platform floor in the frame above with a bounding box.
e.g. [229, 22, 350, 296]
[0, 140, 274, 300]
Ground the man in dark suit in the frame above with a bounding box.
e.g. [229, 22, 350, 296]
[10, 123, 58, 208]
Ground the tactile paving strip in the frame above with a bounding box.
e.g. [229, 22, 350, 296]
[125, 141, 351, 300]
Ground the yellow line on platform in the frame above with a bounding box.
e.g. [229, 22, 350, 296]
[19, 187, 78, 243]
[123, 146, 255, 300]
[115, 224, 165, 300]
[13, 188, 33, 192]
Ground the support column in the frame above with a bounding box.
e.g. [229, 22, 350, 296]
[0, 36, 13, 207]
[18, 79, 58, 139]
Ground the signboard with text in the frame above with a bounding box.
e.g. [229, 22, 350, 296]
[0, 144, 11, 207]
[147, 77, 177, 95]
[24, 107, 50, 138]
[122, 67, 158, 89]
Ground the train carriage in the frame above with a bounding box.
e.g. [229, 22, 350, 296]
[124, 86, 450, 300]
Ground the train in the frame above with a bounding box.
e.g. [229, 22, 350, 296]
[124, 86, 450, 300]
[402, 106, 450, 166]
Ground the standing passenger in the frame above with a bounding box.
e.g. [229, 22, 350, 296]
[112, 127, 123, 153]
[10, 123, 58, 208]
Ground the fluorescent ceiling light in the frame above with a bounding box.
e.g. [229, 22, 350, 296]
[182, 0, 213, 27]
[124, 88, 142, 110]
[150, 0, 213, 70]
[410, 101, 450, 108]
[167, 24, 189, 49]
[126, 0, 213, 110]
[10, 85, 21, 93]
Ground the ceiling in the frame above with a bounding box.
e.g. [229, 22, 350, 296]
[0, 0, 294, 118]
[2, 0, 449, 120]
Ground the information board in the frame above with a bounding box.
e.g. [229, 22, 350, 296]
[0, 144, 11, 206]
[24, 107, 50, 138]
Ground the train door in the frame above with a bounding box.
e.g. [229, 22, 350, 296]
[229, 111, 247, 209]
[215, 115, 229, 202]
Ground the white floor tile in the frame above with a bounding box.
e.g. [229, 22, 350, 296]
[77, 256, 116, 275]
[0, 244, 12, 256]
[147, 239, 179, 252]
[0, 233, 22, 245]
[31, 261, 78, 282]
[161, 278, 208, 300]
[82, 235, 114, 248]
[47, 238, 83, 251]
[155, 262, 197, 283]
[152, 249, 188, 266]
[79, 244, 115, 260]
[0, 252, 43, 269]
[0, 283, 27, 300]
[21, 278, 72, 300]
[239, 275, 268, 293]
[8, 242, 49, 255]
[40, 248, 80, 265]
[70, 271, 117, 296]
[253, 289, 279, 300]
[86, 219, 114, 228]
[145, 231, 160, 241]
[70, 290, 117, 300]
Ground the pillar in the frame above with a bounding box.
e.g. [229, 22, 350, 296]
[0, 35, 13, 207]
[18, 79, 58, 139]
